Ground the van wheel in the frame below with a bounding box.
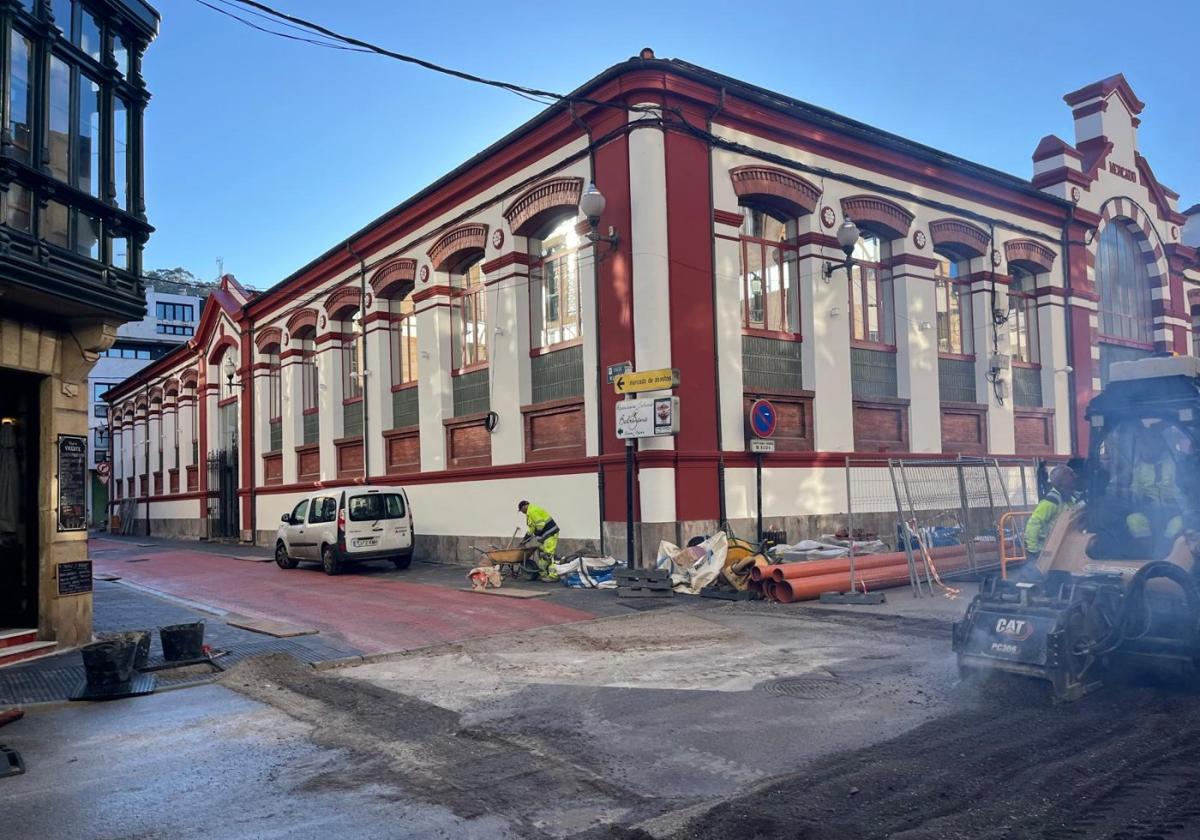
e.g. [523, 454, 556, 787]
[392, 551, 413, 570]
[275, 542, 298, 569]
[322, 545, 342, 576]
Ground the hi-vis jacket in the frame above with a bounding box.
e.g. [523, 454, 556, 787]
[1024, 488, 1066, 554]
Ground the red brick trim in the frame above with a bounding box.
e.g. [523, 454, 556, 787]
[840, 194, 914, 239]
[481, 251, 532, 274]
[254, 326, 283, 353]
[1004, 239, 1057, 274]
[207, 335, 239, 365]
[713, 208, 744, 228]
[428, 223, 488, 272]
[286, 308, 319, 338]
[1031, 167, 1093, 190]
[324, 286, 362, 319]
[1032, 134, 1082, 163]
[163, 377, 180, 396]
[179, 368, 199, 389]
[928, 218, 990, 258]
[411, 283, 459, 303]
[503, 176, 583, 237]
[887, 253, 941, 271]
[730, 165, 821, 219]
[370, 258, 417, 299]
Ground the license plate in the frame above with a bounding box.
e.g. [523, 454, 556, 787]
[353, 537, 378, 547]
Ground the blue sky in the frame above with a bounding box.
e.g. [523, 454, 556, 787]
[143, 0, 1199, 286]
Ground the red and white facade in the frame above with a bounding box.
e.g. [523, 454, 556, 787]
[105, 58, 1200, 562]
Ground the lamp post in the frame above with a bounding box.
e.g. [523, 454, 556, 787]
[579, 183, 619, 249]
[822, 217, 862, 281]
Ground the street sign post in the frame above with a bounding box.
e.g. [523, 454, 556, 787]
[613, 368, 679, 395]
[747, 399, 777, 543]
[614, 368, 682, 569]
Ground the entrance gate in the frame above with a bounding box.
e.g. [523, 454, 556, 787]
[207, 445, 239, 539]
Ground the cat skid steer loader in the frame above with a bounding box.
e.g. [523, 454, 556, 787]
[953, 356, 1200, 701]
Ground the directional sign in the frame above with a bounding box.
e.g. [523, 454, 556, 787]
[749, 438, 776, 454]
[96, 460, 111, 484]
[613, 368, 680, 395]
[749, 399, 777, 438]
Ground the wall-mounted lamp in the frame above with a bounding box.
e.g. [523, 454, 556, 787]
[579, 183, 619, 250]
[223, 357, 244, 390]
[822, 217, 861, 282]
[1055, 365, 1074, 375]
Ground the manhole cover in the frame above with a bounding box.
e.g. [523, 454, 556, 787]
[757, 675, 863, 700]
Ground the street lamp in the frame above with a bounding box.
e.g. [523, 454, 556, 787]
[223, 356, 243, 391]
[579, 183, 619, 249]
[822, 217, 861, 281]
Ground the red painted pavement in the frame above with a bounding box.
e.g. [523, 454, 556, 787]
[92, 549, 596, 655]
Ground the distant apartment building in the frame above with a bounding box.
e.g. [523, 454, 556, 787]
[89, 282, 206, 526]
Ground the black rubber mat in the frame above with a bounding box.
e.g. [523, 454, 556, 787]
[69, 673, 157, 702]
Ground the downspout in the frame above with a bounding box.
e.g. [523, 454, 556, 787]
[347, 242, 370, 482]
[246, 321, 257, 545]
[708, 88, 728, 527]
[570, 102, 605, 552]
[1061, 204, 1078, 456]
[143, 383, 150, 536]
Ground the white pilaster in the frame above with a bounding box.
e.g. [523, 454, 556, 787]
[1041, 300, 1072, 454]
[487, 250, 532, 465]
[715, 224, 745, 452]
[974, 279, 1016, 454]
[317, 340, 343, 480]
[253, 369, 269, 485]
[579, 243, 600, 457]
[416, 291, 454, 472]
[281, 353, 301, 484]
[893, 250, 941, 452]
[806, 242, 854, 452]
[364, 313, 390, 474]
[162, 407, 177, 475]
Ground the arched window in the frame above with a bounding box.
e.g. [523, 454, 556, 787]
[339, 310, 362, 401]
[292, 325, 318, 414]
[389, 293, 418, 386]
[739, 209, 800, 336]
[1096, 222, 1153, 345]
[933, 253, 974, 356]
[454, 258, 487, 370]
[529, 215, 583, 349]
[263, 343, 282, 452]
[1009, 266, 1040, 365]
[849, 232, 894, 347]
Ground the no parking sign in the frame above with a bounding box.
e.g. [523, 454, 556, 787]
[749, 399, 777, 439]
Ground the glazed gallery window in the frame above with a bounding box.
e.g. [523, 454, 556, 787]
[7, 30, 33, 165]
[298, 336, 318, 411]
[266, 351, 282, 419]
[454, 260, 488, 369]
[47, 57, 100, 198]
[529, 216, 582, 349]
[739, 210, 800, 335]
[389, 295, 418, 385]
[1009, 267, 1040, 365]
[1096, 222, 1154, 345]
[156, 302, 194, 321]
[934, 257, 974, 356]
[341, 311, 362, 401]
[849, 233, 894, 346]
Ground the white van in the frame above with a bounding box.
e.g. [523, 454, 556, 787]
[274, 486, 414, 575]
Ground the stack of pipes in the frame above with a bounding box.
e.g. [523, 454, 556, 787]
[749, 542, 1015, 603]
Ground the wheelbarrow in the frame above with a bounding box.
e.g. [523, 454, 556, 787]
[470, 540, 543, 581]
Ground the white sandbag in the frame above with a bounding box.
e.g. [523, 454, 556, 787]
[655, 532, 728, 594]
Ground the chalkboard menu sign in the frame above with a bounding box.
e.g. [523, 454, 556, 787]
[57, 434, 88, 532]
[57, 560, 93, 596]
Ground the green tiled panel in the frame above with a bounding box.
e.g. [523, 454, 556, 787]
[742, 335, 803, 392]
[938, 357, 976, 403]
[851, 348, 897, 399]
[392, 387, 420, 428]
[531, 345, 584, 404]
[453, 369, 491, 417]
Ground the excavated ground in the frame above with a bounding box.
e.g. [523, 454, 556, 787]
[600, 677, 1200, 840]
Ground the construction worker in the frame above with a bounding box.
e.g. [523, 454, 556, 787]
[1125, 428, 1183, 545]
[518, 500, 560, 581]
[1022, 465, 1076, 578]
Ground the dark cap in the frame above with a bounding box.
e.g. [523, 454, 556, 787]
[517, 500, 529, 511]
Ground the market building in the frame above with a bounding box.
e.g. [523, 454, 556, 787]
[103, 53, 1200, 566]
[0, 0, 158, 649]
[88, 279, 207, 527]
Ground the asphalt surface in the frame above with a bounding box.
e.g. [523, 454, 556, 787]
[6, 533, 1194, 838]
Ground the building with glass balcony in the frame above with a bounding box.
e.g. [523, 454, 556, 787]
[0, 0, 157, 650]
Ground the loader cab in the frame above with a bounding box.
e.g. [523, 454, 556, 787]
[1084, 357, 1200, 561]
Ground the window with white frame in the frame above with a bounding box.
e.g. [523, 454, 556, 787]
[529, 216, 582, 349]
[849, 232, 894, 347]
[453, 260, 487, 370]
[1009, 266, 1040, 365]
[739, 209, 800, 336]
[934, 255, 974, 356]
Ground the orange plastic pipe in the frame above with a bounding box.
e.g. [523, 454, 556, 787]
[769, 544, 975, 581]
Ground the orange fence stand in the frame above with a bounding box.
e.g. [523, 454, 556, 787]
[998, 511, 1031, 579]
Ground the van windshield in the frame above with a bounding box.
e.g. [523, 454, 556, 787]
[348, 493, 406, 521]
